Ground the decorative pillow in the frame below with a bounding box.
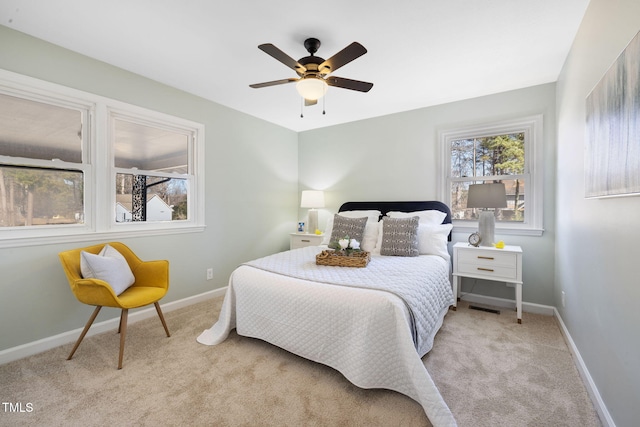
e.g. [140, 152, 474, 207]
[379, 216, 420, 257]
[322, 210, 382, 250]
[418, 223, 453, 259]
[328, 214, 368, 248]
[387, 210, 447, 225]
[80, 244, 135, 296]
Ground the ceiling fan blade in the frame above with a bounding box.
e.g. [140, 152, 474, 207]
[326, 76, 373, 92]
[318, 42, 367, 74]
[249, 78, 298, 89]
[304, 99, 318, 106]
[258, 43, 306, 74]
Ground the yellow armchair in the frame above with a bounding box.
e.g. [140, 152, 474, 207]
[59, 242, 170, 369]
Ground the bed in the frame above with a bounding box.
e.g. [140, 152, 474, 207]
[197, 201, 457, 427]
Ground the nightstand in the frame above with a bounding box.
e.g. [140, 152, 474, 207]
[452, 242, 523, 323]
[290, 233, 324, 250]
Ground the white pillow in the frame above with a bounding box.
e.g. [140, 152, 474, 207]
[360, 220, 381, 253]
[321, 210, 382, 250]
[338, 210, 382, 220]
[80, 244, 135, 296]
[387, 210, 447, 226]
[372, 217, 387, 255]
[417, 223, 453, 259]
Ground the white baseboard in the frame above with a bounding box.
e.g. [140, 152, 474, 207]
[459, 293, 555, 316]
[0, 287, 227, 366]
[553, 308, 615, 427]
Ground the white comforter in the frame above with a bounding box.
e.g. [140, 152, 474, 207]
[197, 247, 457, 427]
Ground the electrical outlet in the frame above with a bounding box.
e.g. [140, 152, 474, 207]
[206, 268, 213, 280]
[561, 291, 566, 308]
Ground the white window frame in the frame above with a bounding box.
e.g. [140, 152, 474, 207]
[438, 115, 544, 236]
[0, 69, 205, 249]
[106, 107, 203, 232]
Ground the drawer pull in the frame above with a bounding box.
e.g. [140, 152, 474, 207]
[477, 267, 494, 272]
[301, 239, 311, 242]
[478, 256, 494, 260]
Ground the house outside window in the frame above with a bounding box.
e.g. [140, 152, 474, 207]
[0, 70, 204, 248]
[439, 115, 544, 236]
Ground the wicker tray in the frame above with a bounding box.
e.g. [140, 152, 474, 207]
[316, 250, 371, 268]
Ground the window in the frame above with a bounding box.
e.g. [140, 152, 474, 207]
[0, 90, 90, 231]
[0, 70, 204, 248]
[439, 116, 543, 235]
[111, 113, 193, 224]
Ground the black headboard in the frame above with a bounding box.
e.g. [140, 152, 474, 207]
[338, 201, 452, 240]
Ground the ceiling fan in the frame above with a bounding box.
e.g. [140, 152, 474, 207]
[249, 38, 373, 106]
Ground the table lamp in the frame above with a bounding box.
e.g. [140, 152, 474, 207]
[300, 190, 325, 234]
[466, 183, 507, 246]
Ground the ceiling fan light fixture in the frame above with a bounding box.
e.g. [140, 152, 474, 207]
[296, 77, 328, 101]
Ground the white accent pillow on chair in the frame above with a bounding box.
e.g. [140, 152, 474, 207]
[80, 244, 135, 295]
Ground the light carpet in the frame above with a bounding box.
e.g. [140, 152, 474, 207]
[0, 297, 601, 426]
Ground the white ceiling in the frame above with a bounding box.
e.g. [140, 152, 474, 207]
[0, 0, 590, 132]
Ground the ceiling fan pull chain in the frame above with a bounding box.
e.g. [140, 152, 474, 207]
[323, 93, 326, 115]
[300, 97, 304, 118]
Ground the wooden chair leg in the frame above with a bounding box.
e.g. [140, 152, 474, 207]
[118, 309, 128, 370]
[68, 306, 102, 361]
[118, 309, 126, 334]
[154, 302, 171, 337]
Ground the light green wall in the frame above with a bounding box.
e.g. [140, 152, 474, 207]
[556, 1, 640, 425]
[0, 26, 299, 351]
[299, 83, 557, 306]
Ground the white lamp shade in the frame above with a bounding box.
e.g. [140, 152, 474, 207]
[467, 183, 507, 209]
[296, 78, 328, 101]
[300, 190, 325, 208]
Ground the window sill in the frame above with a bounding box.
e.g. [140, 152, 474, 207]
[453, 224, 544, 237]
[0, 225, 206, 249]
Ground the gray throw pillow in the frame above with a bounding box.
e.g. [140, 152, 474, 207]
[329, 214, 368, 247]
[380, 216, 420, 257]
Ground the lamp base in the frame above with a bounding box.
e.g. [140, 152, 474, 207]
[478, 210, 495, 247]
[307, 209, 319, 234]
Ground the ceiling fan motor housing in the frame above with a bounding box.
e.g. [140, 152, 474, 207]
[300, 39, 326, 76]
[304, 38, 321, 55]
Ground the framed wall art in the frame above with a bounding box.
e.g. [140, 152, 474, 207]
[585, 30, 640, 198]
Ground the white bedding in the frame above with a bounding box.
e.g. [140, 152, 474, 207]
[198, 247, 457, 427]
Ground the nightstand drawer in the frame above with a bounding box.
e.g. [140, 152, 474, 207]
[457, 250, 517, 268]
[290, 233, 324, 249]
[457, 263, 518, 281]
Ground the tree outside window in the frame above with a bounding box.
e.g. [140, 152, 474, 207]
[0, 166, 83, 227]
[450, 133, 526, 222]
[0, 91, 86, 228]
[441, 115, 543, 235]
